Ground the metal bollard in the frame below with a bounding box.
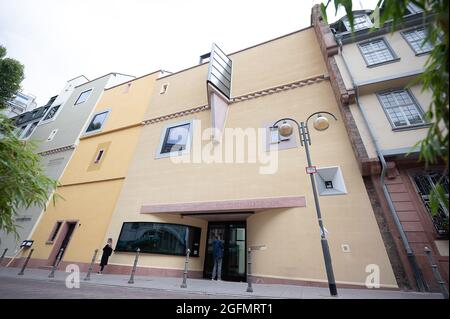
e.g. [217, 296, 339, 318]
[246, 248, 253, 293]
[0, 248, 7, 266]
[424, 247, 449, 299]
[84, 249, 99, 281]
[18, 249, 34, 275]
[180, 248, 191, 288]
[128, 248, 140, 284]
[48, 248, 64, 278]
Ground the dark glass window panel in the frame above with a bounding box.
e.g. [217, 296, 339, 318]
[43, 105, 60, 121]
[161, 123, 190, 154]
[86, 111, 108, 132]
[22, 121, 39, 138]
[50, 222, 62, 242]
[116, 222, 201, 257]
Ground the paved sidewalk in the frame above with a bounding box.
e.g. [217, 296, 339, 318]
[0, 266, 443, 299]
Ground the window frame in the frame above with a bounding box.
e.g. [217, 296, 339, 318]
[357, 37, 400, 68]
[47, 129, 58, 141]
[40, 104, 62, 124]
[376, 88, 429, 131]
[401, 27, 433, 56]
[156, 119, 194, 159]
[20, 121, 40, 140]
[409, 169, 449, 238]
[74, 88, 93, 105]
[84, 109, 111, 135]
[46, 221, 63, 244]
[115, 221, 202, 257]
[343, 14, 373, 32]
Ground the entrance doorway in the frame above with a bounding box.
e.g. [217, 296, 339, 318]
[50, 222, 76, 266]
[203, 221, 246, 282]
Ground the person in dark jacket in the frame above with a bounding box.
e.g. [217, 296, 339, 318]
[211, 235, 223, 281]
[98, 238, 113, 274]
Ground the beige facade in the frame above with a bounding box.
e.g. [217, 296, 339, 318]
[103, 28, 397, 288]
[334, 30, 433, 158]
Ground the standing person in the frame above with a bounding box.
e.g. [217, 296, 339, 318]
[211, 235, 223, 281]
[98, 238, 113, 274]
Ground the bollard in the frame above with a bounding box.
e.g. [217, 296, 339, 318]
[0, 248, 7, 266]
[128, 248, 140, 284]
[246, 248, 253, 293]
[180, 248, 191, 288]
[84, 249, 99, 281]
[424, 247, 449, 299]
[48, 248, 64, 278]
[18, 249, 34, 275]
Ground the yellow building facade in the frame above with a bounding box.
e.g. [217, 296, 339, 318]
[97, 27, 398, 288]
[25, 71, 162, 269]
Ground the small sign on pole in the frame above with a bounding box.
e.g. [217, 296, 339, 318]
[306, 166, 317, 174]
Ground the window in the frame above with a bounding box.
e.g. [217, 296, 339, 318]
[16, 125, 28, 137]
[157, 120, 193, 158]
[86, 110, 109, 133]
[358, 38, 397, 66]
[116, 222, 201, 257]
[48, 221, 63, 243]
[160, 83, 169, 94]
[411, 171, 449, 237]
[402, 28, 433, 55]
[47, 129, 58, 141]
[344, 14, 372, 31]
[377, 90, 425, 129]
[43, 105, 60, 121]
[22, 121, 39, 139]
[74, 89, 92, 105]
[94, 149, 104, 163]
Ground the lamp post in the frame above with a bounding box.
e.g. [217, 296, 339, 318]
[272, 111, 338, 297]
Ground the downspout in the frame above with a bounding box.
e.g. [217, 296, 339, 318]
[336, 38, 427, 292]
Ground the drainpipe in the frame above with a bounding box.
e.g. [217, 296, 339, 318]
[336, 38, 427, 292]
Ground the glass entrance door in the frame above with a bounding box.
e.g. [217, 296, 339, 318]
[203, 221, 246, 282]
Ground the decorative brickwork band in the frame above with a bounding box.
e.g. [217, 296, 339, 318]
[38, 144, 76, 157]
[142, 74, 329, 126]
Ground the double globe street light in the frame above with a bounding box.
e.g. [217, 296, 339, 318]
[271, 111, 339, 297]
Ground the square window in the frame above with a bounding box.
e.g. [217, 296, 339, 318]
[86, 111, 109, 133]
[156, 120, 193, 158]
[402, 28, 433, 55]
[161, 123, 190, 154]
[75, 89, 92, 105]
[377, 90, 425, 129]
[358, 38, 397, 66]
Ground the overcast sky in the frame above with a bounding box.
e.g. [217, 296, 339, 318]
[0, 0, 377, 105]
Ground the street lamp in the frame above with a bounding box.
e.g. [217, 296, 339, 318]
[272, 111, 338, 297]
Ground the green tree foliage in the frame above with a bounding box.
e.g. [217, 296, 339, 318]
[321, 0, 449, 216]
[0, 45, 24, 109]
[0, 46, 59, 236]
